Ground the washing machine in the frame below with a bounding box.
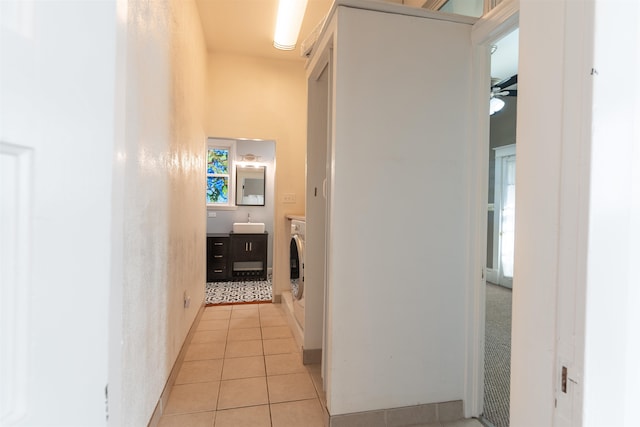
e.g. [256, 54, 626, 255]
[289, 219, 305, 335]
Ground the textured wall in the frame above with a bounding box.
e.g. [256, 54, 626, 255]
[111, 0, 207, 425]
[204, 53, 307, 297]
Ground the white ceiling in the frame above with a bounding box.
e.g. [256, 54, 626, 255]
[195, 0, 333, 62]
[490, 28, 519, 84]
[194, 0, 518, 78]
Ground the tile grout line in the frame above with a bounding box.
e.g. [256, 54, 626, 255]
[166, 303, 330, 426]
[214, 310, 231, 416]
[260, 310, 276, 427]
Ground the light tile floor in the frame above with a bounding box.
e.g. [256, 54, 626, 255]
[158, 303, 328, 427]
[158, 302, 484, 427]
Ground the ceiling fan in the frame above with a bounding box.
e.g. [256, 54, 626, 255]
[490, 74, 517, 115]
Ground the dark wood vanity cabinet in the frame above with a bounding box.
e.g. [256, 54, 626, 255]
[206, 234, 230, 282]
[229, 232, 268, 280]
[207, 232, 268, 281]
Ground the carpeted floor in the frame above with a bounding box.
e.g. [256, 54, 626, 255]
[205, 279, 273, 305]
[483, 282, 512, 427]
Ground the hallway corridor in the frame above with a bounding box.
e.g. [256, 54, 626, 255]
[158, 303, 326, 427]
[157, 302, 485, 427]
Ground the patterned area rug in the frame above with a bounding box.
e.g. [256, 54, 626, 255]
[205, 279, 272, 305]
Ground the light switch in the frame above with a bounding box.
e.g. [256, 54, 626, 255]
[283, 193, 296, 204]
[208, 211, 217, 218]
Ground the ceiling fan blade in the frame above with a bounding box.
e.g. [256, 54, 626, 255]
[492, 74, 518, 90]
[495, 89, 518, 97]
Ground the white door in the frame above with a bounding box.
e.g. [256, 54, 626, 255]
[306, 58, 331, 387]
[494, 145, 516, 289]
[1, 2, 114, 425]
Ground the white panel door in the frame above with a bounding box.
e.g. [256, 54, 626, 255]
[0, 1, 114, 425]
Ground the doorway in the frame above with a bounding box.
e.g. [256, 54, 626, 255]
[204, 138, 277, 305]
[482, 27, 518, 427]
[493, 144, 516, 289]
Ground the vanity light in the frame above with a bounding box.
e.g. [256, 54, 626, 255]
[237, 153, 264, 168]
[239, 154, 261, 162]
[273, 0, 309, 50]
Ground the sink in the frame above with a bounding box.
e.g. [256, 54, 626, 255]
[232, 222, 265, 234]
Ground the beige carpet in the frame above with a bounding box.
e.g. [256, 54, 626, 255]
[483, 282, 512, 427]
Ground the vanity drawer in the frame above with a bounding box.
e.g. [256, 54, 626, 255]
[207, 235, 230, 281]
[208, 262, 228, 282]
[208, 237, 229, 256]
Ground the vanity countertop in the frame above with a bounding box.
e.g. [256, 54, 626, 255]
[286, 215, 305, 221]
[207, 233, 230, 237]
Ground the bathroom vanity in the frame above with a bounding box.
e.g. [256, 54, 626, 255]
[206, 232, 268, 281]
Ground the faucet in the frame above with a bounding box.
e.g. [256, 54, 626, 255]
[247, 213, 251, 223]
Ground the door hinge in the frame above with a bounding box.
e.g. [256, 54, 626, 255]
[561, 365, 578, 394]
[105, 384, 109, 421]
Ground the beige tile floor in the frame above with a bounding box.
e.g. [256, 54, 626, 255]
[158, 302, 484, 427]
[158, 303, 328, 427]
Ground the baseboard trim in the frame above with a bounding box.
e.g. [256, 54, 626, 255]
[147, 302, 206, 427]
[303, 348, 322, 365]
[486, 268, 498, 284]
[328, 400, 464, 427]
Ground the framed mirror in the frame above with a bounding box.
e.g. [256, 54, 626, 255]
[236, 165, 266, 206]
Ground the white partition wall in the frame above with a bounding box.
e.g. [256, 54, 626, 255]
[306, 2, 478, 416]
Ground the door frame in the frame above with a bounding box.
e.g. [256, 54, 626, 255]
[465, 0, 519, 418]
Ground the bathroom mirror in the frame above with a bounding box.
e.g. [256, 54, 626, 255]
[236, 165, 266, 206]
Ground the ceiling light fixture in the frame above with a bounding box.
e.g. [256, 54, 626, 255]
[490, 96, 505, 115]
[240, 154, 260, 162]
[273, 0, 308, 51]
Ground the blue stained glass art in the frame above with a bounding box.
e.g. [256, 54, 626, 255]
[207, 148, 229, 174]
[207, 176, 228, 203]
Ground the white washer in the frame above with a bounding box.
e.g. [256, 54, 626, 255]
[289, 220, 305, 332]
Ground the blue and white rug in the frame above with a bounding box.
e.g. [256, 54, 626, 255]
[205, 279, 272, 305]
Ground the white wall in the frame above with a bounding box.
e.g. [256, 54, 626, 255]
[109, 0, 207, 425]
[322, 6, 475, 415]
[582, 1, 640, 425]
[512, 1, 640, 426]
[0, 1, 115, 425]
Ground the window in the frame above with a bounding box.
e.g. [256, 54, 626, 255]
[439, 0, 484, 17]
[206, 139, 235, 207]
[423, 0, 485, 17]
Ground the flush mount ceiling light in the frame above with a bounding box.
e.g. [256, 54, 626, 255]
[273, 0, 309, 50]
